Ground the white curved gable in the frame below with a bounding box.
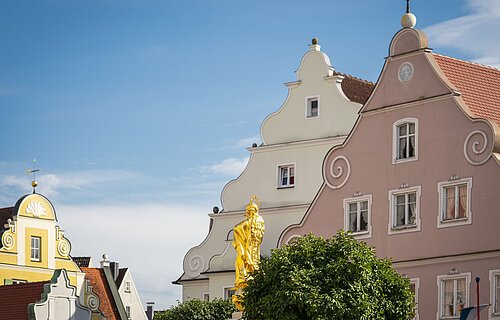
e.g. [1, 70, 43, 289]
[260, 44, 361, 145]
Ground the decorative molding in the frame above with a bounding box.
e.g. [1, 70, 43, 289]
[325, 155, 351, 189]
[463, 130, 491, 165]
[26, 201, 47, 218]
[2, 232, 15, 250]
[188, 255, 205, 274]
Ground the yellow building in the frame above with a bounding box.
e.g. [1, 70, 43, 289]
[0, 192, 84, 286]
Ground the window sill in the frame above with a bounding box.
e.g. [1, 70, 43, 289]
[392, 157, 418, 165]
[277, 186, 294, 189]
[437, 217, 472, 229]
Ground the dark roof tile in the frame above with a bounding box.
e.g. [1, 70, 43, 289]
[0, 281, 48, 320]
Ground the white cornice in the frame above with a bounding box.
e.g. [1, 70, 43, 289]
[393, 250, 500, 268]
[248, 135, 347, 153]
[211, 204, 310, 219]
[362, 92, 457, 117]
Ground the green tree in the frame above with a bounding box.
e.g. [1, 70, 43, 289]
[154, 298, 236, 320]
[243, 231, 415, 320]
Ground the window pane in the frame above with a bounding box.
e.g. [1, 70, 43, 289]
[408, 203, 416, 224]
[399, 124, 407, 136]
[349, 212, 357, 231]
[408, 136, 415, 157]
[360, 211, 368, 231]
[409, 123, 415, 134]
[396, 203, 405, 226]
[349, 203, 357, 213]
[495, 274, 500, 313]
[399, 138, 407, 159]
[360, 201, 368, 210]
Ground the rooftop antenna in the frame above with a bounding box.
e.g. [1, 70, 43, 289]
[26, 158, 40, 194]
[406, 0, 410, 13]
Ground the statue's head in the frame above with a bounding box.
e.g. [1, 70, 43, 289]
[246, 196, 259, 216]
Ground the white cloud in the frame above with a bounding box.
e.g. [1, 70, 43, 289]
[0, 169, 143, 199]
[55, 202, 210, 310]
[210, 157, 249, 176]
[424, 0, 500, 68]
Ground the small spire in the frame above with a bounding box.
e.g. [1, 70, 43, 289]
[401, 0, 416, 28]
[26, 158, 40, 194]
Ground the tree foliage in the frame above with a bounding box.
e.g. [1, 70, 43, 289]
[154, 298, 236, 320]
[243, 231, 415, 320]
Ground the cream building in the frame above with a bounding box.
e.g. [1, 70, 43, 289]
[174, 39, 374, 301]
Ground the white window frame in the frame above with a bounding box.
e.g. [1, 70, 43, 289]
[125, 281, 131, 293]
[437, 178, 472, 229]
[343, 195, 372, 239]
[388, 186, 421, 235]
[305, 95, 320, 118]
[31, 236, 41, 262]
[409, 278, 420, 320]
[437, 273, 471, 320]
[125, 305, 131, 319]
[393, 118, 419, 164]
[203, 292, 210, 302]
[12, 279, 27, 284]
[277, 164, 295, 188]
[490, 269, 500, 319]
[223, 286, 236, 300]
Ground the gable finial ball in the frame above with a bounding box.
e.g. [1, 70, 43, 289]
[312, 37, 318, 45]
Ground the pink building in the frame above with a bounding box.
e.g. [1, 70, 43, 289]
[280, 11, 500, 320]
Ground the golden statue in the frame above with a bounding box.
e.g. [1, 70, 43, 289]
[231, 196, 265, 311]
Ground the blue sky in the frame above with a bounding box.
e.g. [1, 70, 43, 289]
[1, 0, 499, 310]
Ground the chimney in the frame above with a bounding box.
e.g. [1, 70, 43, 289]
[100, 254, 110, 268]
[110, 261, 120, 281]
[146, 302, 155, 320]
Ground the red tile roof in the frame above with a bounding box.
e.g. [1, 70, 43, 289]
[433, 53, 500, 124]
[82, 267, 121, 320]
[0, 281, 48, 320]
[336, 72, 375, 105]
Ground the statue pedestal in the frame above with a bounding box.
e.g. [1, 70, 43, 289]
[231, 311, 243, 319]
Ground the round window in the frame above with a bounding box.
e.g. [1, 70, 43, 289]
[398, 62, 414, 83]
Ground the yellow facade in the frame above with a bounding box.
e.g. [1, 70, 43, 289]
[0, 193, 80, 285]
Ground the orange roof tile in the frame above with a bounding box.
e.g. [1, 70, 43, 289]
[0, 281, 48, 320]
[336, 72, 375, 105]
[82, 267, 121, 320]
[433, 53, 500, 124]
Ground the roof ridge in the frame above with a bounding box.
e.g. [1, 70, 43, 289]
[433, 52, 500, 72]
[333, 71, 375, 85]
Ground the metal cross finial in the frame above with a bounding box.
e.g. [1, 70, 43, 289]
[26, 158, 40, 193]
[406, 0, 410, 14]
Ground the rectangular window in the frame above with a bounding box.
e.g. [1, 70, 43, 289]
[224, 287, 236, 300]
[409, 278, 419, 320]
[125, 305, 131, 319]
[343, 195, 372, 239]
[398, 123, 416, 159]
[438, 178, 472, 228]
[125, 281, 131, 292]
[203, 292, 210, 302]
[306, 97, 319, 118]
[389, 186, 421, 234]
[395, 192, 417, 227]
[393, 118, 418, 164]
[31, 236, 41, 262]
[438, 273, 470, 319]
[490, 270, 500, 317]
[278, 164, 295, 188]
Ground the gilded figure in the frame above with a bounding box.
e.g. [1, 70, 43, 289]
[231, 196, 265, 311]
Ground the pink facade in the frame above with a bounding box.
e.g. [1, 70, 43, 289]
[281, 27, 500, 319]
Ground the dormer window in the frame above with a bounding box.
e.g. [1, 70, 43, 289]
[393, 118, 418, 164]
[306, 96, 319, 118]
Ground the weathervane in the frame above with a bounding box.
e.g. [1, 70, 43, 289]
[26, 158, 40, 193]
